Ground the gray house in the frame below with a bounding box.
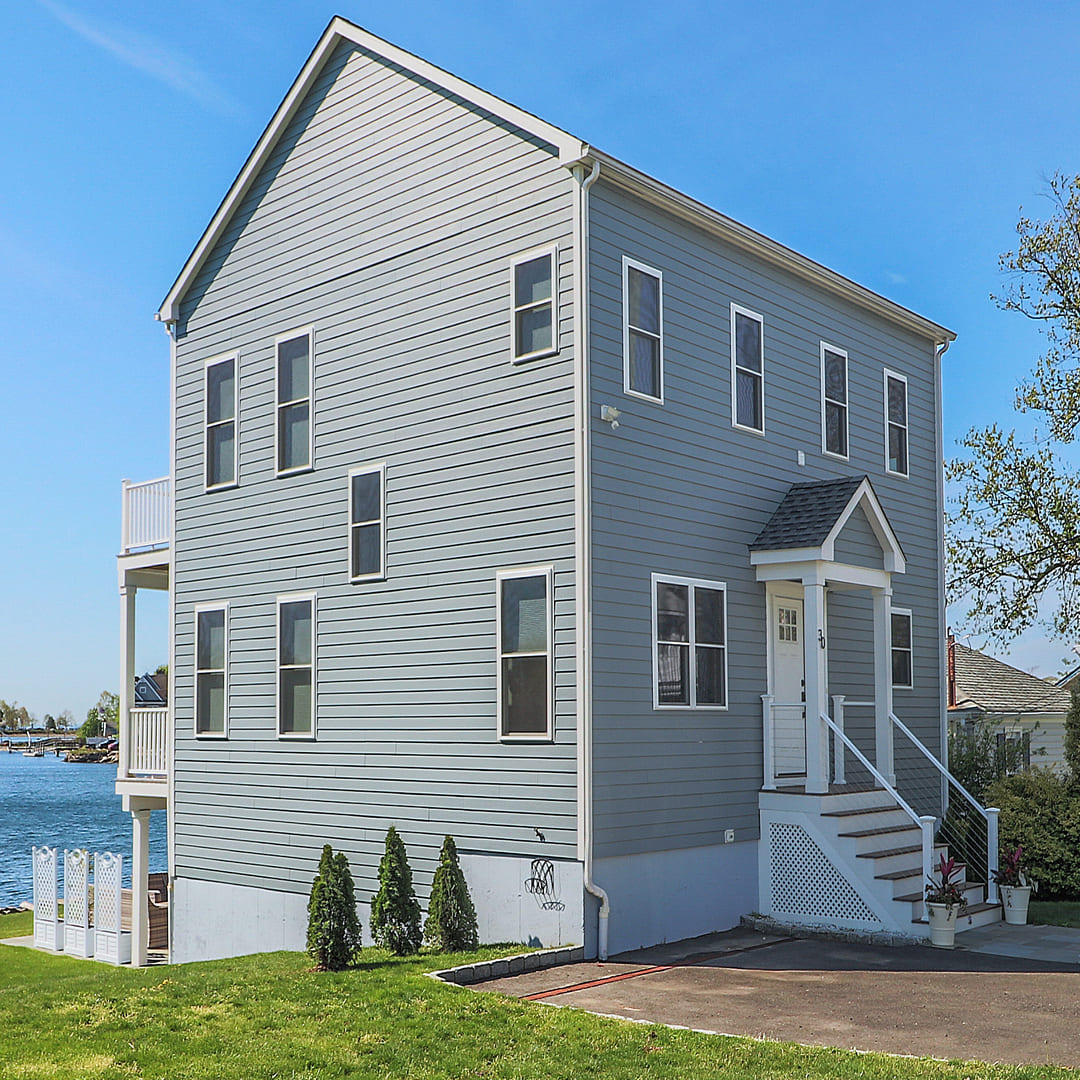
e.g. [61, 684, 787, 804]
[113, 18, 1000, 967]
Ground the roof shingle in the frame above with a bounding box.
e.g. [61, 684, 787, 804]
[750, 476, 866, 552]
[951, 643, 1071, 714]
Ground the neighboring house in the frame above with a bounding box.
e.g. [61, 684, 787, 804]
[134, 672, 168, 707]
[112, 18, 997, 968]
[948, 637, 1069, 771]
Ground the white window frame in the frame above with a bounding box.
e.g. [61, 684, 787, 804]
[820, 342, 849, 460]
[194, 602, 229, 738]
[510, 245, 559, 364]
[204, 353, 239, 492]
[496, 566, 554, 742]
[651, 572, 729, 711]
[274, 326, 315, 477]
[891, 607, 913, 690]
[622, 256, 664, 404]
[276, 591, 317, 739]
[883, 368, 909, 478]
[730, 303, 765, 435]
[348, 462, 386, 582]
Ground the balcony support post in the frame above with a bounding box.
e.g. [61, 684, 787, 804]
[131, 808, 150, 967]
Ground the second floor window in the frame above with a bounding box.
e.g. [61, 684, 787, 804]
[349, 464, 385, 581]
[731, 304, 764, 433]
[205, 355, 237, 489]
[277, 329, 313, 474]
[623, 257, 663, 402]
[885, 370, 909, 476]
[195, 605, 227, 735]
[511, 248, 557, 361]
[822, 344, 849, 458]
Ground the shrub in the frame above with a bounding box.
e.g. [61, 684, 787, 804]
[424, 835, 479, 952]
[1065, 687, 1080, 783]
[370, 826, 422, 955]
[306, 844, 362, 971]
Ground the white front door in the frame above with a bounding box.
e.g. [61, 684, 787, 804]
[771, 595, 805, 777]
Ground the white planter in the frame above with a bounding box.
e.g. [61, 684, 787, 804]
[926, 902, 958, 948]
[1000, 884, 1032, 926]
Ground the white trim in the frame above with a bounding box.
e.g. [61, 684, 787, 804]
[204, 353, 238, 492]
[883, 368, 909, 478]
[496, 566, 554, 742]
[622, 256, 664, 404]
[730, 303, 765, 435]
[650, 572, 728, 711]
[820, 342, 849, 461]
[822, 477, 906, 574]
[348, 462, 387, 582]
[276, 591, 317, 739]
[193, 602, 229, 738]
[891, 606, 913, 690]
[510, 244, 559, 363]
[274, 326, 315, 477]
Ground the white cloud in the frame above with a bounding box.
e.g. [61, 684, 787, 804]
[885, 271, 908, 285]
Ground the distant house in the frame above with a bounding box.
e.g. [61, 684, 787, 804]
[134, 672, 167, 707]
[947, 637, 1069, 770]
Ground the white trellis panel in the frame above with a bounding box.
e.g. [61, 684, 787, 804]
[93, 852, 131, 965]
[32, 845, 64, 951]
[63, 849, 94, 957]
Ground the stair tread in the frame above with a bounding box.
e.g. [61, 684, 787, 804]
[857, 843, 923, 859]
[876, 866, 923, 881]
[897, 881, 986, 904]
[821, 805, 902, 818]
[839, 823, 921, 839]
[912, 901, 1001, 925]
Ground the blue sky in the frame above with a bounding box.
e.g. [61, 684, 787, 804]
[2, 0, 1078, 718]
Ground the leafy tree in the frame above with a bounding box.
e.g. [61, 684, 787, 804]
[79, 691, 119, 739]
[1066, 687, 1080, 783]
[370, 825, 422, 955]
[948, 173, 1080, 642]
[56, 710, 75, 731]
[306, 844, 362, 971]
[44, 715, 56, 732]
[948, 721, 1032, 802]
[424, 835, 479, 952]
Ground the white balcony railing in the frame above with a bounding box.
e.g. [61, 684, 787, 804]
[126, 708, 168, 778]
[121, 477, 171, 554]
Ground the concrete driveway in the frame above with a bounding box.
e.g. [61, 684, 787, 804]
[475, 928, 1080, 1068]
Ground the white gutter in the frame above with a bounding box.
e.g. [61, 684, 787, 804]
[934, 337, 950, 774]
[569, 156, 609, 960]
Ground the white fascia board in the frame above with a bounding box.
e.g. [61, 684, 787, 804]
[158, 16, 586, 322]
[587, 150, 956, 348]
[750, 546, 824, 569]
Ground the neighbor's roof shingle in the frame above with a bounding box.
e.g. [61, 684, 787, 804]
[951, 643, 1071, 714]
[750, 476, 866, 552]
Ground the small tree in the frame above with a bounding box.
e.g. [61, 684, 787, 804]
[307, 844, 362, 971]
[1066, 687, 1080, 784]
[370, 825, 422, 955]
[424, 835, 479, 952]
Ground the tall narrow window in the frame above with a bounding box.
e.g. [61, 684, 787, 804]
[278, 594, 315, 737]
[623, 257, 663, 402]
[205, 355, 237, 489]
[497, 568, 553, 739]
[276, 328, 313, 474]
[884, 370, 909, 476]
[653, 574, 727, 709]
[821, 343, 848, 458]
[511, 248, 557, 361]
[349, 464, 385, 581]
[891, 608, 913, 689]
[195, 605, 227, 735]
[731, 304, 764, 433]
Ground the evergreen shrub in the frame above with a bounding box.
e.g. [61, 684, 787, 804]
[370, 825, 422, 955]
[424, 835, 479, 952]
[306, 844, 362, 971]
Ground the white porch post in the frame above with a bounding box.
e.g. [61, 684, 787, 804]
[131, 808, 150, 967]
[119, 585, 137, 782]
[802, 574, 828, 794]
[871, 585, 895, 786]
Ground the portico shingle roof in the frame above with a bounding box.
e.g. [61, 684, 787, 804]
[749, 476, 866, 552]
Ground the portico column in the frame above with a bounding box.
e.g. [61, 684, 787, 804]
[872, 585, 895, 786]
[119, 585, 136, 781]
[802, 573, 829, 794]
[131, 808, 150, 967]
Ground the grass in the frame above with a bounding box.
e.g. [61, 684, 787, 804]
[0, 912, 1076, 1080]
[1029, 900, 1080, 927]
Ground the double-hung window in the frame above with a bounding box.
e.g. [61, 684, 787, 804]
[731, 304, 764, 433]
[884, 369, 909, 476]
[623, 257, 663, 402]
[511, 247, 557, 362]
[278, 594, 315, 737]
[821, 343, 849, 458]
[891, 608, 913, 689]
[205, 354, 237, 489]
[276, 328, 314, 474]
[195, 604, 228, 736]
[497, 568, 553, 739]
[652, 574, 728, 709]
[349, 463, 385, 581]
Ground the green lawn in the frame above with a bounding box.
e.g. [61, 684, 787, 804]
[0, 911, 1075, 1080]
[1029, 900, 1080, 927]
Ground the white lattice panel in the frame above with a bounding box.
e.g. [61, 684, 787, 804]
[93, 853, 130, 965]
[32, 845, 63, 951]
[64, 849, 94, 957]
[769, 822, 876, 922]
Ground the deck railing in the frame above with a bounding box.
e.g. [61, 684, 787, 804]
[121, 477, 171, 554]
[126, 708, 168, 778]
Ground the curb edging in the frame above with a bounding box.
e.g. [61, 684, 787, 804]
[429, 945, 585, 985]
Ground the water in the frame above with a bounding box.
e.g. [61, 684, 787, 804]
[0, 749, 167, 907]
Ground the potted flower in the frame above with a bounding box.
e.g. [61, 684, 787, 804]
[993, 846, 1037, 925]
[925, 854, 968, 948]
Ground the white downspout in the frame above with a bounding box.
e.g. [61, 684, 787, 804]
[570, 156, 608, 959]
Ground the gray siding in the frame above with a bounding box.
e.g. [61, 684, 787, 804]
[832, 505, 884, 570]
[588, 178, 944, 859]
[172, 40, 578, 900]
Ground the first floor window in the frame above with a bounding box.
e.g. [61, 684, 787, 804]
[885, 369, 909, 476]
[822, 343, 848, 457]
[623, 257, 663, 401]
[276, 328, 313, 474]
[497, 568, 552, 738]
[653, 574, 727, 708]
[891, 608, 913, 689]
[512, 248, 557, 361]
[195, 605, 227, 735]
[349, 464, 385, 580]
[278, 594, 315, 736]
[205, 354, 237, 489]
[732, 304, 764, 432]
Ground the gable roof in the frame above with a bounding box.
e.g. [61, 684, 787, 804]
[157, 17, 955, 348]
[951, 642, 1071, 715]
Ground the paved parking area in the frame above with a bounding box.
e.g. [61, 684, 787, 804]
[475, 927, 1080, 1068]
